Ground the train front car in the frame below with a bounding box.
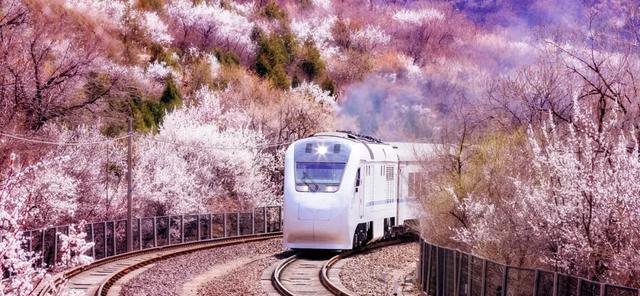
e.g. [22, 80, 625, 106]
[283, 135, 360, 250]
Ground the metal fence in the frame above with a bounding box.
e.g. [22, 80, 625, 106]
[22, 206, 282, 268]
[417, 238, 639, 296]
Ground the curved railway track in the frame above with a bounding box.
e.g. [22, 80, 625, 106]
[271, 238, 412, 296]
[36, 232, 282, 296]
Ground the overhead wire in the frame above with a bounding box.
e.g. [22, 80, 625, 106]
[148, 138, 292, 150]
[0, 131, 133, 146]
[0, 131, 292, 150]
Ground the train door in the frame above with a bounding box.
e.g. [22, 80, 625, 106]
[356, 166, 364, 218]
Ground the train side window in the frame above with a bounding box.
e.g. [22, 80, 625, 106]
[386, 166, 394, 181]
[356, 168, 361, 187]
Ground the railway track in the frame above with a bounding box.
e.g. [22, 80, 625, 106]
[35, 232, 282, 296]
[271, 238, 412, 296]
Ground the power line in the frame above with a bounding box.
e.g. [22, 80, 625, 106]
[0, 131, 292, 150]
[148, 138, 292, 150]
[0, 132, 132, 146]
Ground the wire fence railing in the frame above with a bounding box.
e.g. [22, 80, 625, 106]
[417, 238, 639, 296]
[22, 206, 282, 268]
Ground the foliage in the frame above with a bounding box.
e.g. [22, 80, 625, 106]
[455, 100, 640, 285]
[255, 30, 297, 89]
[262, 0, 286, 21]
[166, 0, 255, 59]
[134, 87, 277, 215]
[215, 49, 240, 66]
[159, 78, 183, 111]
[130, 78, 183, 133]
[1, 156, 94, 296]
[299, 40, 326, 81]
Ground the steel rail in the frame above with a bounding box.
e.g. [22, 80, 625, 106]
[271, 255, 300, 296]
[272, 236, 415, 296]
[35, 232, 282, 296]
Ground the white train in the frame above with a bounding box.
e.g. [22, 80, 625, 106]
[283, 131, 436, 250]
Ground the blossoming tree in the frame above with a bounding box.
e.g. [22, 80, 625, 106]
[455, 98, 640, 285]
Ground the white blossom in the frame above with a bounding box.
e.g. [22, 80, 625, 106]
[312, 0, 332, 10]
[206, 53, 221, 79]
[291, 82, 336, 107]
[352, 25, 391, 50]
[141, 12, 173, 44]
[134, 87, 276, 215]
[291, 16, 339, 60]
[392, 8, 445, 25]
[166, 0, 255, 52]
[398, 54, 423, 79]
[455, 98, 640, 283]
[146, 60, 172, 80]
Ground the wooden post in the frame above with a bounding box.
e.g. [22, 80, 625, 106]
[126, 117, 133, 252]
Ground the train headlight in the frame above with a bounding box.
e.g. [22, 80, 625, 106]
[316, 145, 328, 156]
[296, 185, 309, 192]
[324, 185, 338, 192]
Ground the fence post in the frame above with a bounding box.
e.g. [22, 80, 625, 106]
[53, 227, 58, 266]
[112, 222, 116, 255]
[502, 266, 508, 296]
[103, 222, 107, 259]
[577, 278, 582, 296]
[435, 247, 441, 296]
[425, 244, 432, 293]
[197, 214, 201, 241]
[40, 230, 45, 267]
[263, 207, 268, 233]
[533, 270, 540, 296]
[467, 255, 472, 296]
[28, 231, 32, 253]
[453, 251, 459, 296]
[552, 273, 558, 296]
[137, 218, 142, 250]
[153, 217, 157, 247]
[180, 215, 185, 243]
[223, 213, 227, 237]
[236, 212, 240, 236]
[418, 240, 424, 288]
[90, 224, 95, 259]
[252, 209, 255, 235]
[208, 214, 212, 239]
[481, 259, 487, 296]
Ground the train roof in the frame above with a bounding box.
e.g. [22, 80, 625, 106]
[312, 131, 437, 162]
[389, 142, 439, 162]
[313, 131, 384, 144]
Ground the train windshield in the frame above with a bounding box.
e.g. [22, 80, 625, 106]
[295, 162, 346, 193]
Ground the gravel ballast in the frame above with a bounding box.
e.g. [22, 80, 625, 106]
[340, 242, 420, 296]
[196, 255, 279, 295]
[119, 238, 284, 296]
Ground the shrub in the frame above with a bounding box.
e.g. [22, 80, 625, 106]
[136, 0, 164, 12]
[215, 49, 240, 66]
[159, 77, 182, 111]
[262, 1, 286, 21]
[255, 30, 297, 89]
[298, 40, 325, 81]
[128, 78, 183, 133]
[320, 78, 336, 95]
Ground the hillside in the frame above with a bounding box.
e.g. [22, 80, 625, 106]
[3, 0, 640, 290]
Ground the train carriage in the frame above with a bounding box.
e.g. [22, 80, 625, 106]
[283, 131, 436, 250]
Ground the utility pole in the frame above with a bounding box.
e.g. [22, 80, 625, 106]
[126, 117, 133, 252]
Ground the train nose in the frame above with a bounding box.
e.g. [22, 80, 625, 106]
[285, 219, 345, 245]
[298, 207, 332, 221]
